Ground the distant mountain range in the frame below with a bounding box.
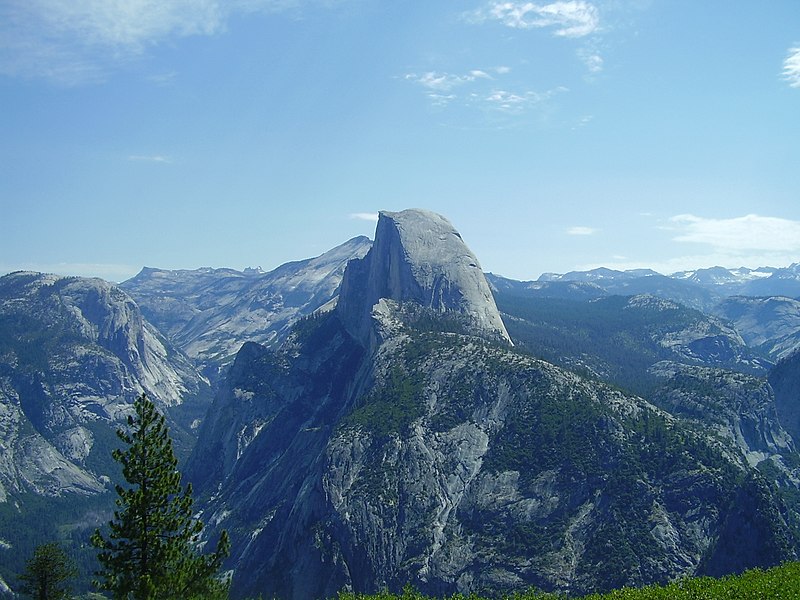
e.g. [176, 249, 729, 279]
[186, 211, 800, 597]
[487, 263, 800, 362]
[1, 217, 800, 598]
[500, 263, 800, 313]
[541, 263, 800, 296]
[120, 236, 371, 380]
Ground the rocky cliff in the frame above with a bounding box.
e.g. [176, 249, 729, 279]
[649, 361, 795, 467]
[0, 271, 211, 500]
[0, 271, 214, 594]
[770, 351, 800, 447]
[713, 296, 800, 362]
[190, 210, 798, 599]
[121, 236, 372, 377]
[337, 210, 510, 348]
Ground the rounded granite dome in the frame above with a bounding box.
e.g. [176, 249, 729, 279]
[337, 208, 511, 345]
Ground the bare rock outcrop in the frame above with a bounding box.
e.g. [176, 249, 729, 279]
[337, 209, 510, 347]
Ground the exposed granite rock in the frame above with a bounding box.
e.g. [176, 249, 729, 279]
[190, 211, 797, 599]
[713, 296, 800, 361]
[195, 307, 797, 599]
[122, 236, 372, 376]
[770, 351, 800, 447]
[649, 361, 795, 466]
[0, 271, 211, 500]
[337, 210, 510, 347]
[0, 379, 104, 498]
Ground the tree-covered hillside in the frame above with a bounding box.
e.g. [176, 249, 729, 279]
[494, 293, 768, 396]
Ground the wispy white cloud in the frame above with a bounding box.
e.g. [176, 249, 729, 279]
[470, 69, 493, 80]
[484, 86, 566, 113]
[467, 3, 603, 77]
[405, 67, 564, 116]
[349, 212, 379, 223]
[578, 214, 800, 275]
[577, 49, 603, 73]
[406, 71, 481, 92]
[469, 1, 600, 38]
[128, 154, 172, 163]
[782, 46, 800, 88]
[404, 71, 476, 106]
[0, 0, 330, 84]
[405, 67, 504, 93]
[567, 226, 597, 235]
[427, 93, 458, 107]
[668, 214, 800, 252]
[486, 90, 530, 111]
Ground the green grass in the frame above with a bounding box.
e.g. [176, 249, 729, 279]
[336, 562, 800, 600]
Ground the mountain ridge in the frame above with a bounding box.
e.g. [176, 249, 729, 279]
[0, 271, 211, 498]
[2, 213, 800, 598]
[533, 263, 800, 304]
[121, 235, 372, 378]
[187, 209, 800, 599]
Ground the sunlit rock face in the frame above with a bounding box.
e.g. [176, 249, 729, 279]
[0, 271, 211, 500]
[337, 209, 511, 347]
[121, 236, 373, 376]
[190, 210, 798, 600]
[713, 296, 800, 362]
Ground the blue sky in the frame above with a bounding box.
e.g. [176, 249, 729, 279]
[1, 0, 799, 282]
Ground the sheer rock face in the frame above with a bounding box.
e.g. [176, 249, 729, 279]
[713, 296, 800, 362]
[195, 308, 797, 600]
[650, 361, 795, 466]
[771, 352, 800, 445]
[190, 212, 798, 600]
[0, 271, 210, 500]
[121, 236, 372, 375]
[337, 210, 510, 347]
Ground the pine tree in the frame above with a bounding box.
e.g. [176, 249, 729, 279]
[18, 542, 77, 600]
[91, 393, 230, 600]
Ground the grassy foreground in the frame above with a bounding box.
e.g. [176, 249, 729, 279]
[337, 562, 800, 600]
